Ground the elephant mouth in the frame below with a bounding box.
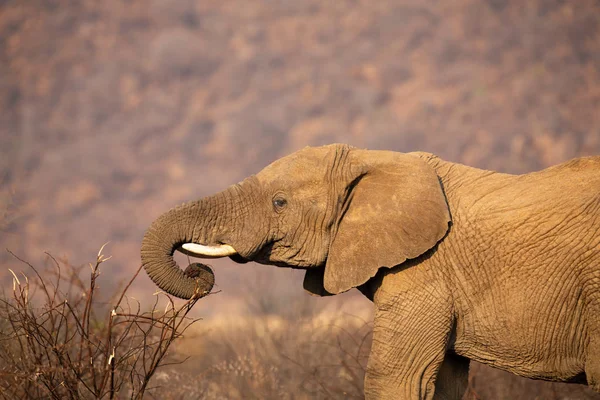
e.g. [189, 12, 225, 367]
[177, 242, 238, 258]
[229, 253, 250, 264]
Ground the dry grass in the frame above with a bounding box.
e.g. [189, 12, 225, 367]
[148, 308, 372, 400]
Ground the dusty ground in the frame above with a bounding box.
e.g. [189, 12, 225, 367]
[1, 0, 600, 398]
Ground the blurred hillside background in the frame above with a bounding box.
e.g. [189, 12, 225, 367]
[1, 0, 600, 398]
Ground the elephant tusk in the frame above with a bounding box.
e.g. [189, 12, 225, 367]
[178, 243, 238, 258]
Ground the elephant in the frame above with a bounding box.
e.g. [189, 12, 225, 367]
[141, 143, 600, 399]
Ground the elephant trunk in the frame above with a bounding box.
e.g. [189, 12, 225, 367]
[141, 186, 242, 299]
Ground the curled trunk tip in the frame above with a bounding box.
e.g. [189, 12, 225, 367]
[141, 204, 216, 299]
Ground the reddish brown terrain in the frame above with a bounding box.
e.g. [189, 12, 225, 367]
[1, 0, 600, 398]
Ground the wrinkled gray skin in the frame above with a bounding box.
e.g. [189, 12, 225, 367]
[141, 144, 600, 399]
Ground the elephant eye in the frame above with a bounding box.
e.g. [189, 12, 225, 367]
[273, 197, 287, 211]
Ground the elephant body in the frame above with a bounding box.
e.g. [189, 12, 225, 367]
[363, 153, 599, 398]
[141, 144, 600, 399]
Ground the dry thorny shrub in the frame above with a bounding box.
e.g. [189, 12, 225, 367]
[0, 244, 206, 400]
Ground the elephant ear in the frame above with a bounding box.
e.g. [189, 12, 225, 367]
[321, 151, 451, 295]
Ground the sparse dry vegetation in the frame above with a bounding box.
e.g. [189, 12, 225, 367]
[0, 245, 205, 399]
[163, 311, 372, 399]
[0, 246, 374, 399]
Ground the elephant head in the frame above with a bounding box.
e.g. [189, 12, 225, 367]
[141, 144, 451, 299]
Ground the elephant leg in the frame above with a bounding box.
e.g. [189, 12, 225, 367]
[433, 353, 470, 400]
[587, 321, 600, 391]
[584, 291, 600, 392]
[588, 348, 600, 391]
[364, 290, 455, 400]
